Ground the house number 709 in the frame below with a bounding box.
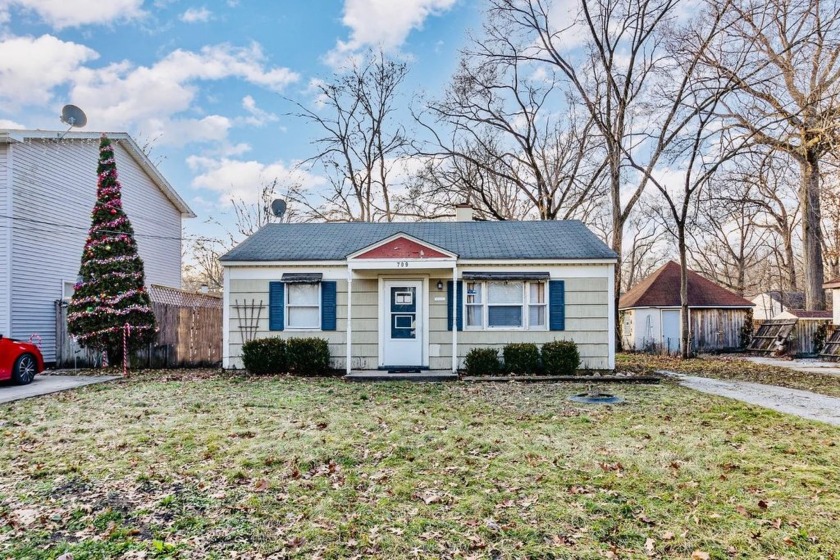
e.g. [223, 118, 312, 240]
[396, 261, 409, 267]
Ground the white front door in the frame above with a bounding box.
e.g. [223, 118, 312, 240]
[381, 280, 424, 367]
[661, 309, 681, 352]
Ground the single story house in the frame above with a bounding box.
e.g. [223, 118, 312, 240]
[220, 218, 617, 373]
[620, 261, 754, 353]
[748, 291, 805, 321]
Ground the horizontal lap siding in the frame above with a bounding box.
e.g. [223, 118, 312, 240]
[9, 139, 183, 361]
[226, 267, 612, 371]
[0, 145, 9, 335]
[430, 276, 610, 370]
[227, 278, 378, 370]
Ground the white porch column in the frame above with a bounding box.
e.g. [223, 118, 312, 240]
[452, 263, 458, 372]
[346, 267, 353, 374]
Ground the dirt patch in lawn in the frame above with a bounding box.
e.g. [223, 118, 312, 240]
[2, 375, 838, 558]
[619, 353, 840, 398]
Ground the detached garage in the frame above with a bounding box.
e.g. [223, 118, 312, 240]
[620, 261, 754, 353]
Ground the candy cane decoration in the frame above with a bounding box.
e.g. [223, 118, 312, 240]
[123, 323, 131, 377]
[28, 333, 43, 349]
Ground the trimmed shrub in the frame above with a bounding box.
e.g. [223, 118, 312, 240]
[463, 348, 502, 376]
[541, 340, 580, 376]
[286, 337, 331, 376]
[503, 343, 541, 374]
[241, 337, 287, 375]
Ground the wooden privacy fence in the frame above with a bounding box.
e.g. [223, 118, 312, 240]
[55, 285, 222, 368]
[821, 328, 840, 361]
[748, 318, 833, 356]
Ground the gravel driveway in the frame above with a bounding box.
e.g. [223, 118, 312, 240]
[659, 370, 840, 426]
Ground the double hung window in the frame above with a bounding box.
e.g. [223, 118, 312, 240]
[286, 283, 320, 329]
[464, 280, 547, 330]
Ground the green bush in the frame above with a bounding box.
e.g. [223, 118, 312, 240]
[286, 337, 331, 376]
[463, 348, 502, 376]
[503, 343, 541, 374]
[541, 340, 581, 375]
[241, 337, 287, 375]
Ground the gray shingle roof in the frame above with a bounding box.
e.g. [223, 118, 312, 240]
[220, 220, 617, 262]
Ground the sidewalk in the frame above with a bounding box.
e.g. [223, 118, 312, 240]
[659, 370, 840, 426]
[0, 375, 120, 404]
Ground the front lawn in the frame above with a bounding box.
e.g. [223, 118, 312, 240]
[618, 353, 840, 398]
[1, 372, 838, 559]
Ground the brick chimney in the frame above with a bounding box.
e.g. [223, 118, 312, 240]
[455, 203, 473, 222]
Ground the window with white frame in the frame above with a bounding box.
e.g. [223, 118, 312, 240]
[286, 283, 320, 329]
[464, 280, 547, 330]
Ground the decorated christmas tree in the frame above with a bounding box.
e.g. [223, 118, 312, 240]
[67, 135, 156, 364]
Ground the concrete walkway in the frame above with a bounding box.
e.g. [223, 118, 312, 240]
[659, 370, 840, 426]
[742, 356, 840, 377]
[0, 375, 120, 404]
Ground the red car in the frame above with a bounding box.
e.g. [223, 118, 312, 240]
[0, 336, 44, 385]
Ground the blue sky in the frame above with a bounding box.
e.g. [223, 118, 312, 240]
[0, 0, 481, 241]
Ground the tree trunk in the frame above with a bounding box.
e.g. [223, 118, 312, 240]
[679, 230, 691, 359]
[800, 155, 826, 310]
[782, 228, 797, 291]
[611, 167, 623, 353]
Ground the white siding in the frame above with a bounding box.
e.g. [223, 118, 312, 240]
[0, 144, 9, 335]
[8, 138, 183, 361]
[225, 263, 614, 370]
[833, 289, 840, 326]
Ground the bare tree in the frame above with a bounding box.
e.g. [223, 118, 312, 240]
[290, 49, 409, 222]
[417, 22, 608, 221]
[628, 1, 741, 358]
[487, 0, 689, 346]
[822, 168, 840, 279]
[689, 180, 769, 295]
[700, 0, 840, 309]
[622, 209, 669, 291]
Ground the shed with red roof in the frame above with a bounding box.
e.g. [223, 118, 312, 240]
[619, 261, 754, 353]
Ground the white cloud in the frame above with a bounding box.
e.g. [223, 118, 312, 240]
[0, 35, 299, 145]
[325, 0, 456, 68]
[0, 35, 98, 107]
[180, 7, 212, 23]
[187, 155, 327, 204]
[0, 118, 25, 128]
[2, 0, 145, 29]
[239, 95, 278, 127]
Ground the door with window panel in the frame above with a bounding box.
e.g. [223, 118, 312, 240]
[382, 280, 424, 366]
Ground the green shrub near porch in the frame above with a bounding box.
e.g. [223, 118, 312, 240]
[503, 343, 541, 374]
[541, 340, 581, 375]
[241, 337, 287, 375]
[463, 348, 502, 376]
[241, 337, 331, 376]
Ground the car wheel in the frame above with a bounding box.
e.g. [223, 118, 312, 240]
[12, 353, 37, 385]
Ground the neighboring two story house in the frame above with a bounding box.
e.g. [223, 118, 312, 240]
[0, 129, 195, 363]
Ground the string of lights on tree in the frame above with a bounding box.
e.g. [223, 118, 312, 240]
[67, 134, 157, 362]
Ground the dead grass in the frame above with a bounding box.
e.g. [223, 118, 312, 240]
[618, 353, 840, 398]
[1, 371, 839, 559]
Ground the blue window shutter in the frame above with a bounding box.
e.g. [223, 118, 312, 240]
[447, 281, 454, 331]
[456, 281, 463, 331]
[321, 281, 337, 331]
[447, 281, 463, 331]
[549, 280, 565, 331]
[269, 281, 284, 331]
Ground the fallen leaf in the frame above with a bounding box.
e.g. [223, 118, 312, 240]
[758, 499, 768, 509]
[691, 551, 710, 560]
[644, 537, 655, 554]
[661, 531, 675, 541]
[253, 479, 269, 492]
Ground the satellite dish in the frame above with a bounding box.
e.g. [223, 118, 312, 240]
[271, 199, 287, 219]
[60, 105, 87, 128]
